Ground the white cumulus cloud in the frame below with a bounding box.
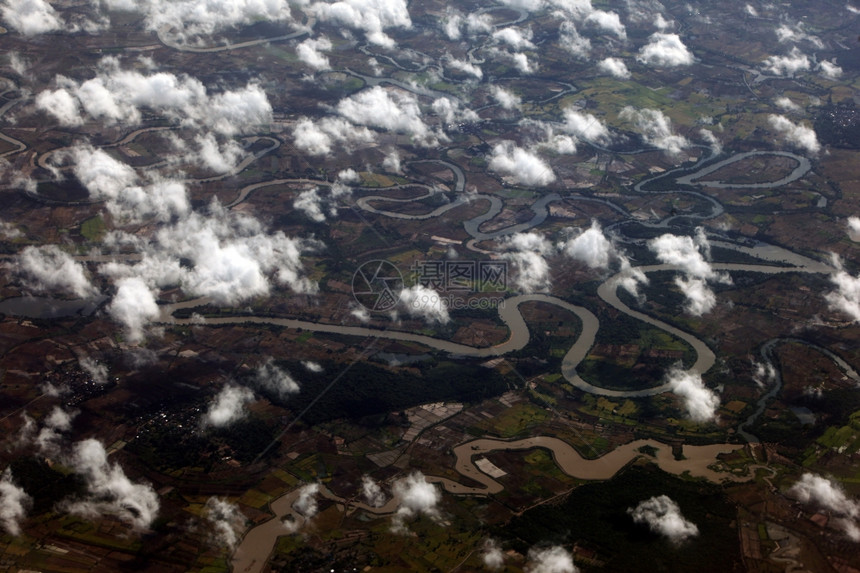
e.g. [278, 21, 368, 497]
[0, 470, 30, 536]
[597, 57, 631, 79]
[789, 473, 860, 540]
[203, 497, 246, 550]
[768, 114, 820, 154]
[664, 366, 720, 422]
[296, 36, 333, 71]
[294, 483, 320, 518]
[488, 141, 555, 186]
[391, 471, 441, 533]
[648, 229, 730, 315]
[62, 439, 160, 531]
[204, 384, 255, 428]
[254, 358, 300, 400]
[620, 107, 690, 156]
[399, 284, 450, 325]
[336, 86, 437, 146]
[628, 495, 699, 543]
[1, 0, 61, 36]
[309, 0, 411, 48]
[526, 545, 578, 573]
[482, 538, 505, 571]
[491, 86, 522, 110]
[761, 47, 810, 76]
[361, 475, 387, 507]
[16, 245, 98, 299]
[637, 33, 693, 67]
[585, 10, 626, 39]
[818, 59, 843, 80]
[501, 232, 554, 294]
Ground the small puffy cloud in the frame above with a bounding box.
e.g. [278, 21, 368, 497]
[752, 358, 777, 388]
[254, 358, 300, 400]
[775, 23, 823, 48]
[442, 10, 493, 40]
[789, 473, 860, 539]
[67, 143, 190, 222]
[432, 97, 479, 126]
[1, 0, 61, 36]
[115, 0, 295, 43]
[293, 116, 375, 156]
[35, 88, 84, 126]
[203, 384, 255, 428]
[648, 231, 719, 280]
[673, 276, 716, 315]
[526, 545, 578, 573]
[382, 149, 402, 173]
[597, 57, 631, 79]
[489, 141, 555, 186]
[562, 108, 610, 143]
[294, 483, 320, 518]
[203, 497, 246, 550]
[80, 356, 108, 384]
[637, 33, 694, 67]
[296, 36, 333, 71]
[761, 47, 810, 76]
[559, 220, 615, 269]
[309, 0, 411, 48]
[33, 406, 77, 455]
[628, 495, 699, 543]
[558, 21, 591, 59]
[361, 475, 387, 507]
[559, 221, 648, 298]
[302, 361, 323, 373]
[620, 107, 690, 156]
[699, 128, 722, 155]
[775, 96, 800, 112]
[445, 55, 483, 79]
[190, 133, 245, 174]
[491, 86, 522, 110]
[63, 439, 160, 530]
[399, 284, 450, 325]
[825, 260, 860, 322]
[442, 10, 462, 40]
[847, 216, 860, 242]
[337, 86, 436, 146]
[585, 10, 626, 39]
[501, 232, 554, 294]
[648, 230, 729, 315]
[0, 470, 31, 536]
[35, 59, 272, 136]
[665, 366, 720, 422]
[68, 144, 136, 198]
[653, 13, 672, 29]
[818, 59, 843, 80]
[391, 471, 441, 533]
[108, 277, 159, 344]
[487, 46, 538, 74]
[768, 114, 820, 154]
[790, 474, 859, 518]
[482, 538, 505, 571]
[294, 188, 328, 223]
[16, 245, 97, 299]
[0, 220, 22, 240]
[493, 26, 535, 50]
